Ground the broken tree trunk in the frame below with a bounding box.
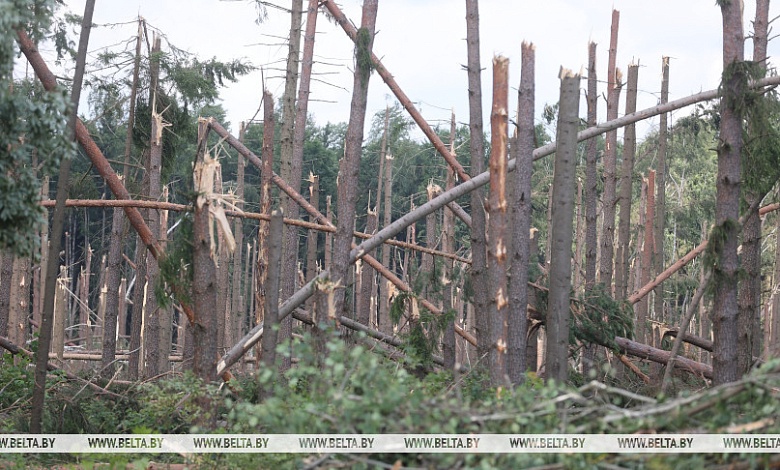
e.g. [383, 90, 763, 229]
[256, 91, 274, 364]
[261, 209, 284, 374]
[653, 56, 670, 338]
[600, 9, 621, 293]
[585, 42, 598, 294]
[488, 55, 509, 386]
[637, 171, 655, 344]
[507, 42, 535, 384]
[465, 0, 490, 366]
[192, 119, 219, 383]
[616, 62, 638, 300]
[144, 35, 164, 379]
[547, 67, 581, 384]
[358, 206, 378, 327]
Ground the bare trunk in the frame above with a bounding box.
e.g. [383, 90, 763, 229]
[143, 36, 163, 379]
[358, 207, 378, 326]
[637, 171, 655, 345]
[600, 9, 621, 292]
[487, 56, 509, 386]
[305, 174, 320, 310]
[507, 43, 534, 384]
[771, 211, 780, 357]
[332, 0, 379, 320]
[379, 153, 394, 335]
[738, 0, 770, 370]
[261, 210, 284, 375]
[653, 57, 670, 335]
[0, 252, 13, 338]
[546, 68, 581, 384]
[230, 123, 247, 355]
[256, 92, 274, 364]
[30, 0, 95, 432]
[465, 0, 490, 365]
[585, 42, 598, 296]
[713, 0, 744, 385]
[279, 0, 304, 373]
[442, 111, 457, 370]
[616, 63, 638, 300]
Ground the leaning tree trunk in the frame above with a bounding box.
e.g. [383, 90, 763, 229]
[600, 9, 621, 292]
[279, 0, 304, 373]
[358, 207, 378, 327]
[488, 55, 509, 386]
[616, 63, 638, 300]
[546, 68, 581, 384]
[507, 42, 535, 384]
[30, 0, 95, 433]
[713, 0, 745, 385]
[465, 0, 490, 366]
[738, 0, 769, 372]
[332, 0, 379, 320]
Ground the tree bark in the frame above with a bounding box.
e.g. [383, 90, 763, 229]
[616, 63, 638, 300]
[144, 36, 163, 379]
[636, 171, 655, 345]
[585, 43, 598, 291]
[256, 91, 274, 364]
[378, 107, 393, 335]
[30, 0, 95, 433]
[278, 0, 304, 373]
[488, 55, 509, 386]
[738, 0, 769, 372]
[192, 119, 218, 383]
[507, 43, 534, 384]
[600, 9, 621, 293]
[358, 207, 377, 326]
[713, 0, 744, 385]
[653, 57, 670, 338]
[442, 111, 457, 371]
[332, 0, 379, 321]
[465, 0, 490, 366]
[261, 209, 284, 376]
[230, 123, 247, 356]
[546, 68, 581, 384]
[771, 211, 780, 357]
[0, 252, 13, 338]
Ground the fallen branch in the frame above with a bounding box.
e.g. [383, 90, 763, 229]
[0, 336, 125, 400]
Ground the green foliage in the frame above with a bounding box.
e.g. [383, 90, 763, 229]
[355, 27, 374, 85]
[572, 283, 634, 350]
[1, 80, 73, 258]
[156, 213, 194, 308]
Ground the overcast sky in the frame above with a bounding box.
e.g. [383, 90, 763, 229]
[52, 0, 777, 141]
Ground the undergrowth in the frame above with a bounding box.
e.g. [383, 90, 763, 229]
[2, 338, 780, 469]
